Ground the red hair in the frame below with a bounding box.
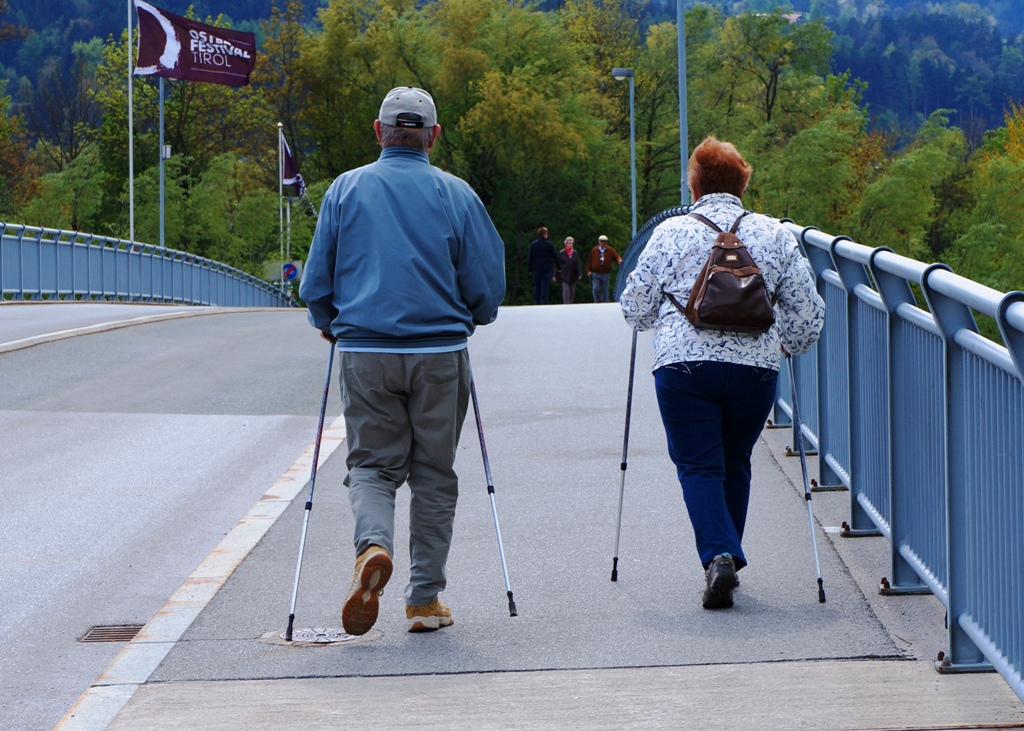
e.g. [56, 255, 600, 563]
[687, 137, 752, 199]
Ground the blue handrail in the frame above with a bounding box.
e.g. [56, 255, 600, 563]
[781, 221, 1024, 700]
[0, 223, 293, 307]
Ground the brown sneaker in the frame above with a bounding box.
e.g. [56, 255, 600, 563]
[405, 598, 454, 633]
[341, 545, 392, 635]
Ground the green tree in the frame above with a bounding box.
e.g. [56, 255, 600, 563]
[0, 87, 29, 217]
[950, 103, 1024, 291]
[851, 111, 966, 260]
[690, 11, 833, 142]
[256, 0, 308, 173]
[189, 152, 288, 271]
[26, 42, 103, 173]
[633, 21, 688, 216]
[18, 143, 104, 230]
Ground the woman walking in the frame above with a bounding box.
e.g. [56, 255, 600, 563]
[619, 137, 825, 609]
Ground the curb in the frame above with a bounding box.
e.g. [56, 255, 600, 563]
[53, 415, 348, 731]
[0, 307, 293, 355]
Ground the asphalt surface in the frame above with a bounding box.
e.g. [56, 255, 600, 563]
[1, 302, 1022, 730]
[0, 304, 335, 731]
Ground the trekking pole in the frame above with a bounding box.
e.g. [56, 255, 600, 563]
[787, 355, 826, 603]
[284, 341, 336, 641]
[467, 364, 518, 617]
[611, 328, 638, 581]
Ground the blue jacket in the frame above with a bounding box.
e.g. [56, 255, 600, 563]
[300, 147, 506, 349]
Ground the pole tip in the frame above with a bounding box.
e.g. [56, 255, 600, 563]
[611, 557, 619, 582]
[507, 591, 518, 617]
[817, 578, 826, 603]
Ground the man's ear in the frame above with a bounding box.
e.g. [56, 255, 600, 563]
[374, 119, 383, 143]
[427, 124, 442, 150]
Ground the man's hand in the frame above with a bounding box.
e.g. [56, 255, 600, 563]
[320, 331, 337, 344]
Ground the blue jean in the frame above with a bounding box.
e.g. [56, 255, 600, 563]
[591, 272, 610, 302]
[532, 270, 552, 304]
[654, 360, 778, 571]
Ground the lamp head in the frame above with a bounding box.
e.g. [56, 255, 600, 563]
[611, 67, 634, 81]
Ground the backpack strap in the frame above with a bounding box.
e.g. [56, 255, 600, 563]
[729, 211, 751, 234]
[688, 210, 751, 235]
[687, 212, 721, 232]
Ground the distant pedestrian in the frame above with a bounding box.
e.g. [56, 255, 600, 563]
[527, 226, 558, 305]
[620, 136, 824, 610]
[556, 236, 583, 304]
[586, 234, 621, 303]
[300, 86, 505, 636]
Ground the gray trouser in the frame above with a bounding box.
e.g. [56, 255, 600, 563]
[339, 349, 470, 606]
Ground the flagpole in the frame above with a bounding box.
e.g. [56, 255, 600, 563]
[278, 121, 284, 292]
[159, 76, 165, 248]
[128, 0, 135, 241]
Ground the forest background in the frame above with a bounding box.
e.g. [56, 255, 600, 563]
[1, 0, 1024, 304]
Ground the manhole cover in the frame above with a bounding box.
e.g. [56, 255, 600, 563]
[287, 628, 352, 643]
[261, 627, 382, 646]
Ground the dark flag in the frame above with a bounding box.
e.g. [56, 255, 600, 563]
[282, 135, 306, 197]
[134, 0, 256, 87]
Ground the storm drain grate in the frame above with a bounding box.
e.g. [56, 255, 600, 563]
[79, 625, 145, 643]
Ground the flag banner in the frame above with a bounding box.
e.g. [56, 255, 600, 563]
[282, 135, 306, 197]
[134, 0, 256, 87]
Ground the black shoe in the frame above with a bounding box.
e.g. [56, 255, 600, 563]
[702, 553, 738, 609]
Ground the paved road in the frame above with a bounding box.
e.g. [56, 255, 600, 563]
[0, 305, 334, 731]
[2, 302, 1022, 730]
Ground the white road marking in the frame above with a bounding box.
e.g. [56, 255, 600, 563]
[53, 415, 347, 731]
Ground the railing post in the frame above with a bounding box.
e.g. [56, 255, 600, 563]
[922, 264, 990, 672]
[869, 248, 932, 594]
[795, 227, 845, 489]
[829, 236, 883, 536]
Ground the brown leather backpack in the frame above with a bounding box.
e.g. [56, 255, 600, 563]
[666, 211, 775, 334]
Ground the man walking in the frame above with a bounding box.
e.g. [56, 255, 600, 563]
[300, 87, 506, 635]
[586, 234, 621, 303]
[527, 226, 558, 304]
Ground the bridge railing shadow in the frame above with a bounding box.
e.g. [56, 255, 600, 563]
[0, 222, 293, 307]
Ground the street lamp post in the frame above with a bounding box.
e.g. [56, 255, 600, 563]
[612, 67, 637, 238]
[677, 0, 691, 206]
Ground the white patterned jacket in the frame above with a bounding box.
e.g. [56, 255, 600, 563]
[619, 193, 825, 373]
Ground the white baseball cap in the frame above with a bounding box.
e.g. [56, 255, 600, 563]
[379, 87, 437, 128]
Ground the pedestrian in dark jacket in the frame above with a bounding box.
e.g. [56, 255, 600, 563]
[527, 226, 558, 304]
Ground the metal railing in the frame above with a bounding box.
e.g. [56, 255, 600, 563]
[1, 223, 293, 307]
[776, 223, 1024, 704]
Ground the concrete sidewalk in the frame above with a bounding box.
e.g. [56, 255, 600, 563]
[56, 304, 1024, 730]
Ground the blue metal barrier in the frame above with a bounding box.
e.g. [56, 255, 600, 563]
[0, 223, 293, 307]
[778, 221, 1024, 704]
